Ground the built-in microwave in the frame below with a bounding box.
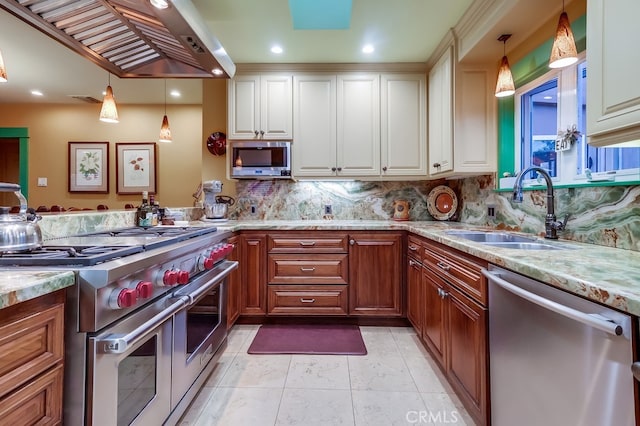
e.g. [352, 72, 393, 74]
[229, 141, 292, 179]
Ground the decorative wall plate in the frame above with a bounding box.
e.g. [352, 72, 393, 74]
[206, 132, 227, 156]
[426, 185, 458, 221]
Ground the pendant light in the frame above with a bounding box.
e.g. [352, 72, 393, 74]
[99, 73, 119, 123]
[549, 0, 578, 68]
[159, 80, 172, 143]
[495, 34, 515, 98]
[0, 49, 7, 83]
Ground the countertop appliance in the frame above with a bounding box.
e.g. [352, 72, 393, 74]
[483, 265, 636, 426]
[0, 226, 237, 425]
[229, 140, 292, 179]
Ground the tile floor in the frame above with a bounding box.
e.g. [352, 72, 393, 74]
[178, 325, 475, 426]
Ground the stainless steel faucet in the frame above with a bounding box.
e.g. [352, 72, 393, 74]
[512, 167, 568, 239]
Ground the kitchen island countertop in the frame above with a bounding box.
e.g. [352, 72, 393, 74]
[214, 220, 640, 317]
[0, 270, 75, 309]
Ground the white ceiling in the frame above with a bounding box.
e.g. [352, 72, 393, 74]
[0, 0, 575, 105]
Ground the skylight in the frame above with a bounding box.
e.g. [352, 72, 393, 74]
[288, 0, 352, 30]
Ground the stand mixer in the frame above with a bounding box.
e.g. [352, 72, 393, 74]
[202, 180, 234, 220]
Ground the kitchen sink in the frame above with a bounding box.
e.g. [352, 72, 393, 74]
[445, 230, 536, 243]
[445, 230, 577, 250]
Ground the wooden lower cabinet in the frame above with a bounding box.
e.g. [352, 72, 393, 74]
[348, 232, 404, 316]
[268, 285, 349, 315]
[240, 233, 267, 315]
[227, 235, 241, 328]
[0, 290, 65, 425]
[421, 266, 447, 367]
[406, 255, 423, 335]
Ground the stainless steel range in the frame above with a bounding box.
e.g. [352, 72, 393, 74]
[0, 225, 237, 425]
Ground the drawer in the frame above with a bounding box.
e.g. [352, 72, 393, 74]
[0, 302, 64, 398]
[267, 285, 348, 315]
[0, 363, 63, 425]
[407, 235, 423, 260]
[267, 232, 348, 253]
[268, 254, 348, 285]
[422, 239, 488, 306]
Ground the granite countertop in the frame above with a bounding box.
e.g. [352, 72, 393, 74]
[214, 220, 640, 316]
[0, 270, 75, 309]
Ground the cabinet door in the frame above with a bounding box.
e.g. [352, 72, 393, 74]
[348, 232, 403, 316]
[447, 284, 487, 425]
[228, 75, 261, 139]
[292, 74, 337, 177]
[226, 235, 241, 328]
[454, 66, 496, 173]
[381, 73, 427, 177]
[240, 233, 267, 315]
[337, 74, 381, 177]
[421, 266, 447, 367]
[407, 257, 423, 334]
[261, 74, 293, 139]
[587, 0, 640, 147]
[428, 45, 454, 176]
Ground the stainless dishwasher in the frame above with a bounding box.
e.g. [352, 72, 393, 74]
[483, 265, 636, 426]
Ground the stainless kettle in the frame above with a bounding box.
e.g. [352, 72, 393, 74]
[0, 183, 42, 253]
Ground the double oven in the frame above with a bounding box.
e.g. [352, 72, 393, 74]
[0, 226, 237, 425]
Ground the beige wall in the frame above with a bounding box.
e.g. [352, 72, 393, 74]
[201, 79, 236, 197]
[0, 103, 203, 209]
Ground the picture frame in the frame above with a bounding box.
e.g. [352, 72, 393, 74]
[68, 142, 109, 193]
[116, 142, 157, 194]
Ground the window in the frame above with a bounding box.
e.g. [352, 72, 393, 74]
[508, 53, 640, 188]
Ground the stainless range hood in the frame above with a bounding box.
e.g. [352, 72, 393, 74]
[0, 0, 235, 78]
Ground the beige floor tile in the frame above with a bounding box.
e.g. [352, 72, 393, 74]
[275, 388, 354, 426]
[348, 355, 417, 392]
[392, 332, 431, 359]
[352, 390, 428, 426]
[190, 387, 283, 426]
[225, 324, 260, 353]
[284, 355, 351, 390]
[404, 355, 451, 394]
[360, 330, 403, 357]
[202, 352, 237, 388]
[177, 386, 217, 425]
[421, 393, 474, 425]
[218, 353, 291, 388]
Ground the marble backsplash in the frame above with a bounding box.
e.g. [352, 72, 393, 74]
[230, 177, 640, 252]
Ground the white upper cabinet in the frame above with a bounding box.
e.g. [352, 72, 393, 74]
[587, 0, 640, 147]
[228, 74, 292, 139]
[381, 74, 427, 177]
[428, 45, 454, 176]
[337, 74, 381, 177]
[292, 74, 337, 177]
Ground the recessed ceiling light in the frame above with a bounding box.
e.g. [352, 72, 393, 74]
[170, 90, 181, 97]
[271, 45, 283, 54]
[212, 68, 223, 76]
[362, 44, 374, 54]
[150, 0, 169, 9]
[31, 90, 43, 96]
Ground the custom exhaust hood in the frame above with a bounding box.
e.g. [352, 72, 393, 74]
[0, 0, 235, 78]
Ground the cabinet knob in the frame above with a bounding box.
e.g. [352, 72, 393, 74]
[437, 261, 450, 271]
[260, 130, 265, 136]
[433, 162, 441, 168]
[349, 239, 355, 246]
[382, 166, 387, 172]
[331, 167, 337, 172]
[300, 298, 316, 303]
[254, 130, 259, 137]
[337, 167, 342, 172]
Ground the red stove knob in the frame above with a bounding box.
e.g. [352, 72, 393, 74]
[204, 256, 215, 270]
[136, 281, 154, 298]
[117, 288, 137, 308]
[177, 270, 190, 284]
[223, 243, 233, 256]
[209, 247, 223, 261]
[163, 270, 179, 286]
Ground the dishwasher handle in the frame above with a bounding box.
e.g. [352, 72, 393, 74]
[482, 268, 623, 337]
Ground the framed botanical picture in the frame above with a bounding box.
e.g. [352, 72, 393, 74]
[116, 142, 157, 194]
[68, 142, 109, 193]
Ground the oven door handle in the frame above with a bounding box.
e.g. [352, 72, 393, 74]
[95, 297, 187, 354]
[182, 260, 238, 305]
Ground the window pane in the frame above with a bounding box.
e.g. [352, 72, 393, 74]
[520, 79, 558, 178]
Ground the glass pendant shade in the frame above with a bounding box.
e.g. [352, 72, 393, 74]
[99, 85, 119, 123]
[159, 115, 172, 143]
[495, 55, 515, 98]
[549, 11, 578, 68]
[0, 50, 7, 83]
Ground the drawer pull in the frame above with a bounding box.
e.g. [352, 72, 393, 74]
[299, 241, 316, 247]
[300, 267, 316, 272]
[408, 245, 418, 251]
[437, 261, 450, 271]
[300, 298, 316, 303]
